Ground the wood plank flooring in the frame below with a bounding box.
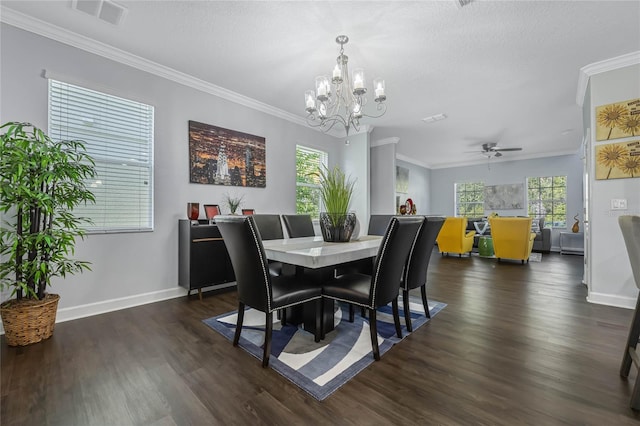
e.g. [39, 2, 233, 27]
[2, 251, 640, 425]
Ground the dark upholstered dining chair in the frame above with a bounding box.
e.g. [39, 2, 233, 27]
[282, 214, 315, 238]
[216, 215, 322, 367]
[204, 204, 221, 220]
[251, 214, 284, 240]
[322, 216, 424, 360]
[368, 214, 393, 236]
[400, 216, 444, 332]
[618, 215, 640, 409]
[251, 214, 285, 277]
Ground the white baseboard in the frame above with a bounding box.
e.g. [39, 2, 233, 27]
[587, 292, 636, 309]
[0, 286, 189, 335]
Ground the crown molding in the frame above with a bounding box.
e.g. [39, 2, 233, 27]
[396, 153, 430, 169]
[0, 7, 309, 128]
[576, 50, 640, 107]
[429, 149, 579, 170]
[371, 137, 399, 147]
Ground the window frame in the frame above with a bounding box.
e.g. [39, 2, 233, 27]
[48, 78, 155, 233]
[526, 175, 567, 229]
[455, 181, 485, 218]
[295, 145, 328, 219]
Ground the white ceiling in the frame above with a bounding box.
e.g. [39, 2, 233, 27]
[2, 1, 640, 168]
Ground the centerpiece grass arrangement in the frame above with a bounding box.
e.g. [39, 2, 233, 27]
[224, 192, 244, 215]
[0, 122, 96, 346]
[317, 165, 356, 242]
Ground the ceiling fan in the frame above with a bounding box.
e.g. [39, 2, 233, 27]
[477, 142, 522, 158]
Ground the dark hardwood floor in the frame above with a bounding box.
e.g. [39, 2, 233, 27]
[2, 251, 639, 425]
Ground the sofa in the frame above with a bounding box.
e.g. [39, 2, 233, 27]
[466, 217, 550, 253]
[531, 218, 551, 252]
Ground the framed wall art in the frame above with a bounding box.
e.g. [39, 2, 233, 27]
[188, 120, 266, 187]
[396, 166, 409, 193]
[595, 140, 640, 180]
[595, 98, 640, 141]
[484, 183, 524, 210]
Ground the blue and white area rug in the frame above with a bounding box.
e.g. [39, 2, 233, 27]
[203, 298, 446, 401]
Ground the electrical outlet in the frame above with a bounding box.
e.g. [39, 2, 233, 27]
[611, 199, 628, 210]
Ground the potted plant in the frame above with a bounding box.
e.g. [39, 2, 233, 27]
[0, 122, 96, 346]
[317, 165, 356, 242]
[224, 192, 244, 214]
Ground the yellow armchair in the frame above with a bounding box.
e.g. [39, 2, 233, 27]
[436, 217, 475, 257]
[489, 217, 536, 263]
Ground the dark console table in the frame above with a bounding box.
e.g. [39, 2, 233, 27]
[178, 220, 236, 300]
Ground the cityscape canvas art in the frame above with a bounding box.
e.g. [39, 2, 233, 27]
[189, 120, 266, 187]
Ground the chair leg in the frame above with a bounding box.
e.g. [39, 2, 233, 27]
[632, 374, 640, 410]
[233, 302, 245, 346]
[403, 289, 413, 332]
[262, 312, 273, 368]
[349, 304, 355, 322]
[621, 298, 640, 377]
[315, 299, 322, 343]
[368, 308, 380, 361]
[391, 298, 402, 338]
[281, 308, 287, 326]
[320, 298, 326, 341]
[421, 285, 431, 319]
[361, 307, 367, 318]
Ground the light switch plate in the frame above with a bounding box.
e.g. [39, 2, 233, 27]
[611, 199, 628, 210]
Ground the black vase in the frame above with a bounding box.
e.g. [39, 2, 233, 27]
[319, 212, 357, 242]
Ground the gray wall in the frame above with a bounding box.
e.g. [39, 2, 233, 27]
[369, 143, 397, 214]
[396, 159, 431, 216]
[342, 132, 370, 236]
[430, 154, 584, 250]
[0, 24, 341, 314]
[587, 64, 640, 308]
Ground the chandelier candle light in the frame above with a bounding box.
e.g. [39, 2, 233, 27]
[305, 35, 388, 145]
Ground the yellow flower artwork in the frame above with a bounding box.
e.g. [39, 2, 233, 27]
[595, 140, 640, 179]
[596, 98, 640, 141]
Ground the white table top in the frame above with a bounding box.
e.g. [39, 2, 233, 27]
[262, 235, 382, 269]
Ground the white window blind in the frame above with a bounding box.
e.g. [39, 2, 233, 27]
[48, 79, 154, 232]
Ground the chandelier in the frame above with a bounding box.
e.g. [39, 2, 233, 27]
[304, 35, 388, 144]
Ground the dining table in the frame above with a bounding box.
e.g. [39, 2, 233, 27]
[262, 234, 383, 334]
[261, 234, 383, 270]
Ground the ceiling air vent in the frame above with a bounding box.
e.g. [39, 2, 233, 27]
[71, 0, 128, 26]
[422, 113, 447, 124]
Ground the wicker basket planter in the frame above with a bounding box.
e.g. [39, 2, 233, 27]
[1, 293, 60, 346]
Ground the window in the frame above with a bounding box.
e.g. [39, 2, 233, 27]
[295, 145, 328, 218]
[455, 182, 484, 217]
[49, 79, 154, 232]
[527, 176, 567, 228]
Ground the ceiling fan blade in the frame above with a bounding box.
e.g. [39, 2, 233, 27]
[494, 147, 522, 152]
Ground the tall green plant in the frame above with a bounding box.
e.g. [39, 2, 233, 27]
[0, 122, 96, 301]
[317, 165, 355, 226]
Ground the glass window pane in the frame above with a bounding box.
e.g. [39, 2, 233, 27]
[455, 181, 484, 217]
[527, 175, 567, 228]
[296, 145, 327, 217]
